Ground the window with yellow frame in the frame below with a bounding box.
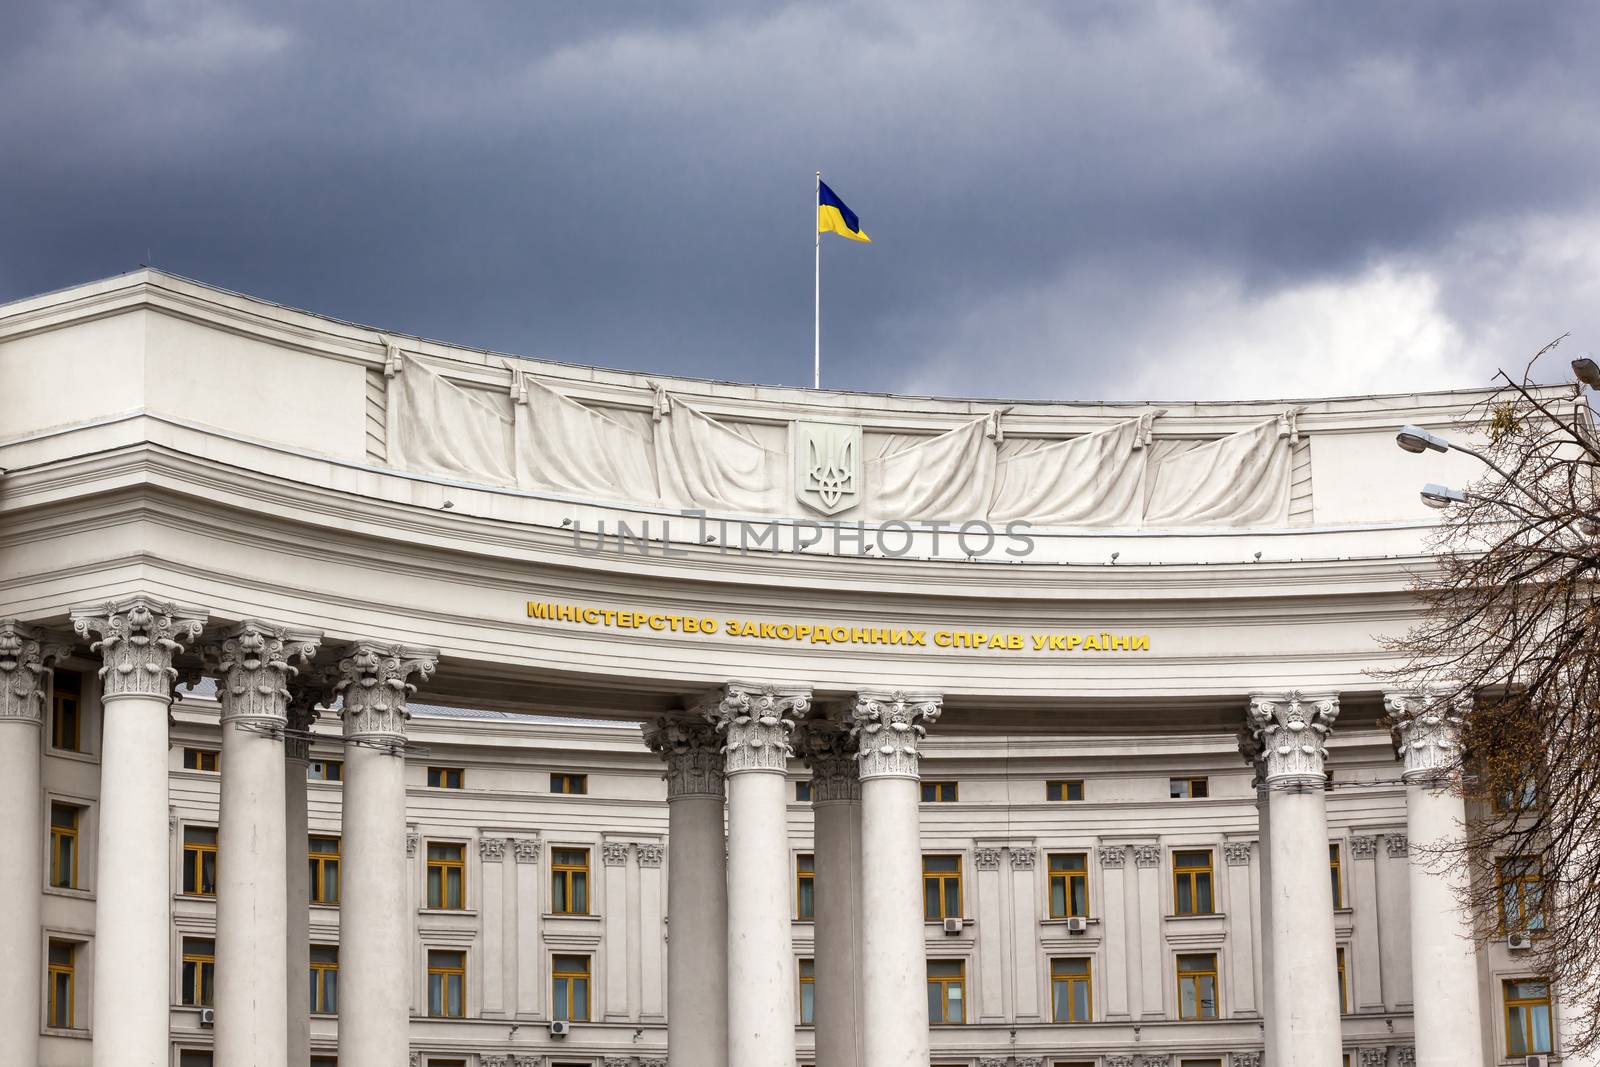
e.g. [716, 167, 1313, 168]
[310, 945, 338, 1014]
[1336, 946, 1347, 1014]
[551, 772, 587, 795]
[181, 937, 215, 1007]
[183, 826, 218, 896]
[1172, 850, 1214, 915]
[1048, 853, 1089, 918]
[49, 803, 79, 889]
[1329, 843, 1343, 908]
[308, 836, 340, 904]
[553, 954, 591, 1021]
[921, 780, 958, 802]
[47, 940, 75, 1029]
[182, 748, 219, 772]
[798, 958, 815, 1024]
[426, 843, 465, 909]
[1498, 856, 1546, 932]
[1050, 957, 1092, 1022]
[926, 959, 965, 1024]
[551, 848, 590, 914]
[1503, 978, 1553, 1056]
[426, 766, 463, 789]
[1046, 779, 1085, 802]
[922, 855, 962, 920]
[426, 949, 465, 1018]
[796, 854, 815, 920]
[1176, 953, 1218, 1020]
[51, 670, 81, 752]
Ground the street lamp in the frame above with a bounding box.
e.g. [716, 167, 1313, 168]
[1420, 484, 1468, 509]
[1396, 425, 1449, 454]
[1574, 357, 1600, 391]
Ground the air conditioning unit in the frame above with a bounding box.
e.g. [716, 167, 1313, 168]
[942, 917, 964, 934]
[1525, 1055, 1547, 1067]
[199, 1008, 215, 1028]
[1508, 932, 1534, 951]
[549, 1019, 570, 1038]
[1066, 916, 1089, 934]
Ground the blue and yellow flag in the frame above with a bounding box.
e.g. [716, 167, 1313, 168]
[818, 180, 870, 243]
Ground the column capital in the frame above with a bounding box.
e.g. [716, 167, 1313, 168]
[1348, 835, 1378, 860]
[285, 666, 336, 763]
[1384, 689, 1467, 784]
[796, 717, 860, 802]
[704, 682, 810, 775]
[1244, 690, 1339, 783]
[334, 642, 437, 751]
[71, 597, 207, 700]
[0, 619, 71, 724]
[202, 621, 321, 730]
[642, 714, 726, 798]
[849, 689, 942, 780]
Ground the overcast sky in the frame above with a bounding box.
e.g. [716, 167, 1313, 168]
[4, 1, 1598, 402]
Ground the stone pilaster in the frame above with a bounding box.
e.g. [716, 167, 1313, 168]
[798, 717, 865, 1067]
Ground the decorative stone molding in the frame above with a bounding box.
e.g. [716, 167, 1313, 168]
[978, 1058, 1009, 1067]
[1133, 844, 1162, 868]
[478, 837, 507, 861]
[795, 718, 860, 802]
[1009, 848, 1037, 871]
[1099, 845, 1127, 868]
[482, 1057, 511, 1067]
[642, 714, 726, 798]
[1223, 841, 1253, 866]
[1349, 835, 1378, 860]
[71, 598, 207, 701]
[1396, 1048, 1415, 1067]
[0, 620, 70, 724]
[285, 667, 334, 763]
[1014, 1058, 1043, 1067]
[850, 689, 942, 779]
[202, 620, 320, 731]
[1232, 1053, 1263, 1067]
[635, 842, 665, 867]
[1137, 1055, 1174, 1067]
[602, 842, 631, 866]
[334, 641, 437, 750]
[1385, 834, 1409, 859]
[603, 1057, 633, 1067]
[1106, 1059, 1135, 1067]
[1384, 690, 1467, 784]
[1358, 1049, 1387, 1067]
[706, 682, 810, 774]
[513, 837, 542, 863]
[638, 1059, 667, 1067]
[1246, 691, 1340, 783]
[516, 1058, 545, 1067]
[974, 847, 1003, 870]
[406, 834, 419, 858]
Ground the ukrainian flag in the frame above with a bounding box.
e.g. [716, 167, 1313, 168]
[818, 180, 871, 243]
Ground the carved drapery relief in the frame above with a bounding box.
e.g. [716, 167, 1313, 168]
[1132, 844, 1162, 868]
[0, 620, 70, 723]
[635, 842, 665, 867]
[1247, 691, 1339, 783]
[796, 718, 860, 803]
[1098, 845, 1128, 868]
[1223, 841, 1253, 866]
[1385, 690, 1467, 784]
[850, 690, 942, 780]
[335, 642, 437, 750]
[643, 715, 726, 798]
[1349, 835, 1378, 860]
[202, 621, 320, 731]
[974, 848, 1003, 870]
[479, 837, 507, 862]
[72, 598, 206, 701]
[707, 683, 809, 774]
[513, 837, 542, 863]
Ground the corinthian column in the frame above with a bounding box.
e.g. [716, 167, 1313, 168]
[799, 720, 864, 1067]
[710, 682, 810, 1067]
[643, 715, 729, 1067]
[1384, 691, 1483, 1067]
[851, 690, 942, 1067]
[0, 621, 69, 1067]
[284, 675, 327, 1067]
[335, 642, 437, 1067]
[1243, 691, 1342, 1067]
[73, 598, 207, 1067]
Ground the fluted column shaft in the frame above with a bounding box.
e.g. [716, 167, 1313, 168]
[853, 690, 941, 1067]
[74, 599, 207, 1067]
[644, 717, 729, 1067]
[802, 723, 864, 1067]
[1386, 692, 1484, 1067]
[284, 686, 322, 1066]
[1255, 780, 1280, 1062]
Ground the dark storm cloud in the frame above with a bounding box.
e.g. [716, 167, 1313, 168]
[4, 0, 1599, 400]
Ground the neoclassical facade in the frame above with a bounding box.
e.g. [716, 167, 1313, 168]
[0, 270, 1587, 1067]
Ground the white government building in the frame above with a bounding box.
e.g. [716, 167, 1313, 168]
[0, 270, 1583, 1067]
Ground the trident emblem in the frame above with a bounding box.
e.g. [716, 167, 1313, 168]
[793, 421, 861, 515]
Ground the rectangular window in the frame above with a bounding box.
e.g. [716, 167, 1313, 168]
[796, 854, 815, 920]
[310, 945, 338, 1014]
[49, 803, 80, 889]
[1050, 957, 1092, 1023]
[799, 958, 815, 1024]
[1169, 776, 1209, 799]
[1176, 952, 1219, 1020]
[309, 836, 341, 905]
[1173, 850, 1214, 915]
[922, 855, 963, 920]
[551, 848, 590, 915]
[1498, 857, 1546, 932]
[426, 766, 463, 789]
[1336, 946, 1347, 1014]
[307, 759, 343, 782]
[1330, 843, 1343, 908]
[183, 826, 218, 896]
[182, 748, 219, 772]
[921, 781, 958, 803]
[426, 843, 465, 909]
[178, 1053, 213, 1067]
[426, 949, 466, 1018]
[1048, 852, 1089, 918]
[552, 954, 591, 1021]
[551, 773, 587, 795]
[926, 959, 965, 1024]
[1046, 780, 1085, 802]
[181, 937, 215, 1007]
[51, 670, 81, 752]
[47, 940, 75, 1028]
[1504, 978, 1553, 1055]
[1494, 781, 1538, 813]
[795, 780, 812, 802]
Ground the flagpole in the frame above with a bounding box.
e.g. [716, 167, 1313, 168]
[814, 170, 821, 390]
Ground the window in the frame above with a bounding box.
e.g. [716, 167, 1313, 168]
[310, 1059, 337, 1067]
[1176, 953, 1219, 1020]
[307, 759, 342, 782]
[1499, 857, 1546, 932]
[552, 954, 591, 1021]
[795, 780, 812, 802]
[1172, 850, 1214, 915]
[1050, 957, 1092, 1022]
[1048, 853, 1089, 918]
[178, 1054, 213, 1067]
[926, 959, 965, 1024]
[47, 940, 75, 1028]
[551, 773, 587, 795]
[183, 748, 219, 772]
[1504, 978, 1553, 1055]
[183, 826, 218, 896]
[796, 854, 815, 920]
[1329, 843, 1343, 908]
[552, 848, 590, 914]
[1336, 946, 1347, 1014]
[426, 843, 465, 909]
[1169, 776, 1209, 799]
[922, 855, 963, 920]
[49, 803, 80, 889]
[181, 937, 215, 1007]
[51, 670, 81, 752]
[1494, 781, 1538, 813]
[427, 767, 463, 789]
[310, 945, 338, 1014]
[921, 781, 958, 803]
[309, 836, 341, 905]
[1046, 780, 1084, 802]
[426, 949, 465, 1018]
[799, 958, 815, 1024]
